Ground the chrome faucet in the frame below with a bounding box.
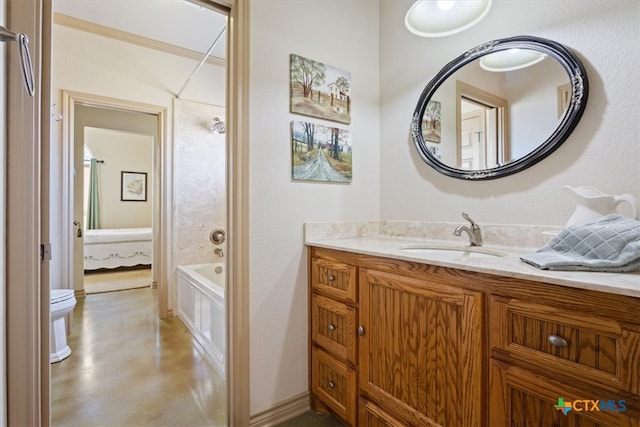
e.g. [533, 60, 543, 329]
[214, 248, 224, 257]
[454, 212, 483, 247]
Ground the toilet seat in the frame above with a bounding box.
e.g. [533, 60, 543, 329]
[51, 289, 74, 304]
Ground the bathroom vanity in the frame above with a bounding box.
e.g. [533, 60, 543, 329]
[306, 223, 640, 426]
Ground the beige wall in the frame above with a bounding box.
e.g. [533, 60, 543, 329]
[249, 0, 381, 415]
[380, 0, 640, 225]
[84, 127, 153, 229]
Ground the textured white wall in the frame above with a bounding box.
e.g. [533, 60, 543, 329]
[174, 100, 226, 268]
[249, 0, 381, 415]
[380, 0, 640, 226]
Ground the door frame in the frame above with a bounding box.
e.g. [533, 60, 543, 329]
[61, 91, 167, 313]
[6, 0, 250, 425]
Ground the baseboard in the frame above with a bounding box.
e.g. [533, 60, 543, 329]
[74, 289, 86, 299]
[249, 391, 310, 427]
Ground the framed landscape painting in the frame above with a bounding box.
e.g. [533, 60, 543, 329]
[290, 54, 351, 124]
[421, 99, 441, 143]
[291, 120, 352, 183]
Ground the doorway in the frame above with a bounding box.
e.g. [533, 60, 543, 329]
[53, 0, 228, 424]
[61, 93, 167, 313]
[70, 103, 159, 298]
[456, 80, 509, 169]
[5, 0, 250, 425]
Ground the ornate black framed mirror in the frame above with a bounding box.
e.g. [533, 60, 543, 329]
[411, 35, 588, 180]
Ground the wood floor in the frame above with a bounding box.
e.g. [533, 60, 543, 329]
[51, 287, 226, 426]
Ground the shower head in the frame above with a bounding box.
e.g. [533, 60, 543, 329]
[211, 117, 225, 134]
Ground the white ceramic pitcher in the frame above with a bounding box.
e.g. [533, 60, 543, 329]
[564, 185, 638, 226]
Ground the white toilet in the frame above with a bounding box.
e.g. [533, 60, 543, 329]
[50, 289, 77, 363]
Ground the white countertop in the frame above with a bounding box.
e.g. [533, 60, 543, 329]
[304, 221, 640, 299]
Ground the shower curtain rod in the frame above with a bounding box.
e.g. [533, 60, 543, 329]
[176, 26, 227, 99]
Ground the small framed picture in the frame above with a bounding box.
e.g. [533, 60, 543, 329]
[121, 171, 147, 202]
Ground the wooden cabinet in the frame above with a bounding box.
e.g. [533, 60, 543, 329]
[358, 268, 483, 426]
[488, 294, 640, 426]
[489, 295, 640, 396]
[489, 360, 638, 427]
[308, 246, 640, 426]
[309, 254, 359, 426]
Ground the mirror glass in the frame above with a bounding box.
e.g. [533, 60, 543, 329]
[412, 36, 588, 180]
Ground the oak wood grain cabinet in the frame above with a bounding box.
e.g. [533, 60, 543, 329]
[309, 252, 359, 426]
[308, 246, 640, 426]
[358, 268, 483, 426]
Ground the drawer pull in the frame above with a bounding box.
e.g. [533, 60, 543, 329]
[328, 381, 335, 389]
[327, 274, 335, 282]
[357, 326, 365, 336]
[327, 324, 336, 331]
[547, 335, 568, 347]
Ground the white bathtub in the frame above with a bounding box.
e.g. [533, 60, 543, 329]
[177, 263, 225, 374]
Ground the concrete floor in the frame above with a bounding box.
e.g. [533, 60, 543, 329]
[50, 286, 346, 426]
[51, 287, 226, 426]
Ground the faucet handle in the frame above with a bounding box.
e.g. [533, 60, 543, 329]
[461, 212, 479, 228]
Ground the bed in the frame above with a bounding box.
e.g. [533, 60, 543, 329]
[83, 227, 152, 271]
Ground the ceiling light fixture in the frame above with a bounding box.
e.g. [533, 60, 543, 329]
[479, 48, 547, 72]
[405, 0, 492, 37]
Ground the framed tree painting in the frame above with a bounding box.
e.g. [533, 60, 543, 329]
[291, 120, 352, 183]
[290, 54, 351, 124]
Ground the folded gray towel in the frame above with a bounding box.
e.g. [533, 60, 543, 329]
[520, 214, 640, 272]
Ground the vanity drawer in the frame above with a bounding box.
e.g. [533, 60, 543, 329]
[312, 347, 357, 426]
[311, 257, 357, 304]
[311, 294, 357, 365]
[489, 295, 640, 395]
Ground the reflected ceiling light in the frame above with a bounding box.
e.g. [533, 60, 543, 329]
[479, 48, 547, 72]
[404, 0, 492, 37]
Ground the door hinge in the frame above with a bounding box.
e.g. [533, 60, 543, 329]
[40, 243, 52, 262]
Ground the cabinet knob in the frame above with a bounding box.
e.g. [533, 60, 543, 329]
[547, 334, 568, 347]
[327, 324, 336, 331]
[327, 274, 335, 282]
[328, 381, 335, 389]
[357, 326, 365, 336]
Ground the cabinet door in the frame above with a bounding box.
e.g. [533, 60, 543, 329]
[359, 268, 484, 427]
[489, 359, 639, 427]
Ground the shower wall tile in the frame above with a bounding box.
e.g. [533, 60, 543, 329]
[174, 99, 226, 268]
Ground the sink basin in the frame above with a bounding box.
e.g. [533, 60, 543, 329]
[398, 244, 507, 259]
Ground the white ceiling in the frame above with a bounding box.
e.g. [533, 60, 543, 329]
[53, 0, 227, 60]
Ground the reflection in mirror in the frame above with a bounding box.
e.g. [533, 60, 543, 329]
[412, 36, 588, 180]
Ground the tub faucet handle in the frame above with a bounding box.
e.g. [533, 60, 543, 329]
[210, 229, 226, 245]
